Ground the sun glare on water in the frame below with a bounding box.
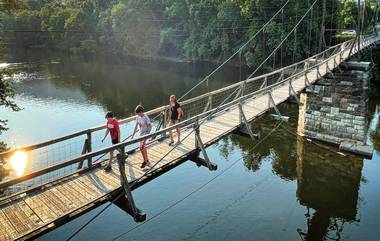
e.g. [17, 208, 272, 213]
[9, 151, 28, 177]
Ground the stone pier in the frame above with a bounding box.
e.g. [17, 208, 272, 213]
[297, 61, 373, 157]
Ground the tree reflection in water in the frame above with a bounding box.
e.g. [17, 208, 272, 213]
[216, 104, 364, 241]
[369, 105, 380, 151]
[217, 104, 299, 178]
[296, 135, 363, 241]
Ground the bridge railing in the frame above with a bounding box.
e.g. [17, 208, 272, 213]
[0, 33, 377, 198]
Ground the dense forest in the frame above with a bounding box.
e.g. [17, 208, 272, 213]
[0, 0, 379, 153]
[0, 0, 378, 65]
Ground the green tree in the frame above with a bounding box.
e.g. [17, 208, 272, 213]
[0, 70, 21, 134]
[0, 0, 367, 63]
[111, 0, 162, 58]
[340, 0, 358, 29]
[0, 1, 21, 141]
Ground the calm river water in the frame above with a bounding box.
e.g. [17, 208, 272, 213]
[1, 49, 380, 241]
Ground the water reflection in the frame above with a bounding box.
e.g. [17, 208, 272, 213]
[296, 131, 362, 240]
[370, 106, 380, 151]
[6, 50, 246, 118]
[369, 105, 380, 150]
[8, 151, 28, 177]
[1, 52, 248, 148]
[1, 49, 379, 240]
[216, 103, 365, 241]
[218, 104, 299, 179]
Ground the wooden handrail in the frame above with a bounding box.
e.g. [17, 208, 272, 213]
[0, 34, 376, 159]
[0, 41, 363, 190]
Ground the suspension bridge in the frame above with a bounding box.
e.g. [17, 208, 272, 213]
[0, 33, 378, 241]
[1, 0, 380, 239]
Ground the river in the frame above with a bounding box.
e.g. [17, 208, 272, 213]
[0, 49, 380, 241]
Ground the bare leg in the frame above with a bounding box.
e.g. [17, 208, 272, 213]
[169, 129, 174, 142]
[140, 148, 145, 161]
[176, 126, 181, 143]
[105, 150, 113, 171]
[140, 147, 150, 168]
[143, 148, 149, 162]
[109, 150, 113, 167]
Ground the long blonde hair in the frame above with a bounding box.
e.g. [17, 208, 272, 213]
[170, 94, 177, 104]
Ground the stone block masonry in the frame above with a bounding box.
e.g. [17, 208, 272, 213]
[297, 62, 373, 157]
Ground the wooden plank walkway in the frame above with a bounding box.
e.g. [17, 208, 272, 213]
[0, 37, 377, 240]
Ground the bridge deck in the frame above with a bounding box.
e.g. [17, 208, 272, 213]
[0, 35, 375, 240]
[0, 58, 333, 241]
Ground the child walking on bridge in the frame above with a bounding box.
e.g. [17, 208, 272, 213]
[101, 111, 120, 172]
[168, 94, 184, 145]
[132, 105, 152, 169]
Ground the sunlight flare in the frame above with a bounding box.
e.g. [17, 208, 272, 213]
[9, 151, 27, 177]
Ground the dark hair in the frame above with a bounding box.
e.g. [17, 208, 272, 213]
[135, 105, 144, 114]
[105, 111, 114, 118]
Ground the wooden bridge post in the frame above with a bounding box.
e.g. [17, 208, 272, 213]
[260, 77, 268, 90]
[204, 95, 214, 119]
[278, 71, 284, 84]
[116, 147, 146, 222]
[153, 112, 165, 141]
[193, 118, 217, 171]
[241, 81, 246, 97]
[86, 131, 92, 168]
[268, 91, 286, 121]
[237, 100, 257, 140]
[288, 78, 300, 105]
[162, 108, 168, 138]
[304, 71, 310, 87]
[77, 131, 92, 170]
[316, 64, 321, 79]
[77, 139, 89, 169]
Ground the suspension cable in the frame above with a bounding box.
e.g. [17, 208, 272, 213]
[66, 1, 321, 239]
[65, 81, 245, 241]
[109, 121, 285, 241]
[76, 0, 302, 183]
[178, 0, 291, 101]
[245, 0, 319, 80]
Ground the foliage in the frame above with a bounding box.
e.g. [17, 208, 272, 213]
[0, 142, 6, 152]
[335, 34, 356, 42]
[371, 123, 380, 151]
[0, 69, 21, 134]
[0, 0, 378, 63]
[340, 0, 358, 29]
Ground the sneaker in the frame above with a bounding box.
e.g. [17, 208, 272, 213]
[168, 141, 174, 146]
[104, 165, 112, 172]
[140, 161, 147, 169]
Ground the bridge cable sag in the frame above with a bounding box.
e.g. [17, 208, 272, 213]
[178, 0, 291, 101]
[245, 0, 320, 80]
[318, 0, 327, 53]
[63, 2, 300, 225]
[65, 2, 325, 239]
[65, 78, 245, 241]
[64, 0, 333, 239]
